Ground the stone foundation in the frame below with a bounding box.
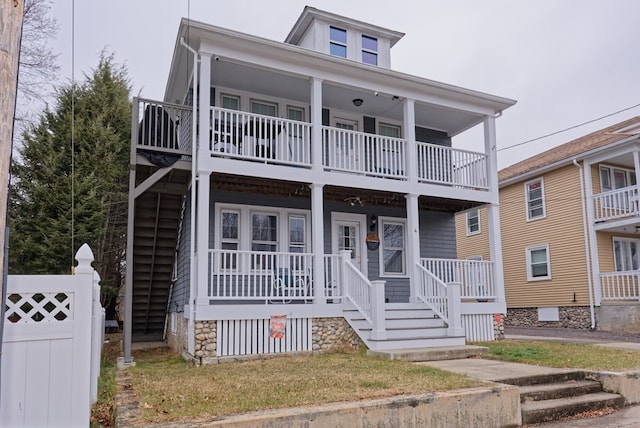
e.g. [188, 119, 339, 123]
[493, 314, 505, 340]
[312, 317, 364, 352]
[506, 306, 592, 329]
[166, 312, 189, 354]
[194, 320, 217, 364]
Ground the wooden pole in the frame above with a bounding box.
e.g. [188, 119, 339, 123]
[0, 0, 24, 286]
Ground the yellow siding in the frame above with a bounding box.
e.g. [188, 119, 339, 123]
[455, 207, 491, 260]
[500, 165, 590, 308]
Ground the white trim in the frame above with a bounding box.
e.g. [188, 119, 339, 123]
[526, 243, 551, 281]
[525, 177, 546, 221]
[378, 216, 408, 277]
[466, 208, 481, 236]
[331, 212, 368, 272]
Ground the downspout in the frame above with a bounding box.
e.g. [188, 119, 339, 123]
[180, 36, 200, 355]
[573, 159, 596, 329]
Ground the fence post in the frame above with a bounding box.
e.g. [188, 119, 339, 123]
[90, 270, 103, 404]
[446, 282, 464, 336]
[370, 280, 387, 340]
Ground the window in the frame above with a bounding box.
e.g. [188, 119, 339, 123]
[381, 219, 406, 275]
[613, 237, 639, 271]
[362, 35, 378, 65]
[379, 123, 400, 138]
[525, 178, 545, 220]
[526, 244, 550, 281]
[221, 94, 240, 110]
[221, 210, 239, 268]
[466, 209, 480, 235]
[600, 165, 636, 192]
[251, 213, 278, 252]
[251, 100, 277, 117]
[289, 215, 305, 253]
[287, 106, 304, 122]
[330, 26, 347, 58]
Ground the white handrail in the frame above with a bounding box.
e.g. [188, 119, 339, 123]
[416, 142, 488, 190]
[600, 271, 640, 300]
[135, 98, 193, 156]
[420, 258, 495, 300]
[416, 264, 449, 322]
[592, 187, 639, 222]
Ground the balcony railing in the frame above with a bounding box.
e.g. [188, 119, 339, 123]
[600, 271, 640, 301]
[134, 98, 193, 157]
[592, 187, 639, 223]
[420, 258, 495, 300]
[417, 143, 488, 190]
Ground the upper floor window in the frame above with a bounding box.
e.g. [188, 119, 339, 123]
[251, 100, 277, 117]
[525, 178, 545, 221]
[466, 209, 480, 235]
[221, 94, 240, 110]
[329, 26, 347, 58]
[380, 218, 406, 276]
[526, 244, 551, 281]
[600, 165, 636, 192]
[379, 123, 400, 138]
[362, 35, 378, 65]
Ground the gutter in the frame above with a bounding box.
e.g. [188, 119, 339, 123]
[573, 159, 596, 329]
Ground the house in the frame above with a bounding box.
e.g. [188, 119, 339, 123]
[122, 7, 516, 365]
[456, 116, 640, 334]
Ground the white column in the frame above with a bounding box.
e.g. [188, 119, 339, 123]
[197, 53, 212, 166]
[405, 193, 420, 302]
[633, 151, 640, 212]
[310, 78, 323, 175]
[403, 99, 417, 184]
[370, 280, 387, 339]
[484, 116, 506, 308]
[583, 159, 601, 305]
[196, 172, 211, 306]
[310, 183, 326, 304]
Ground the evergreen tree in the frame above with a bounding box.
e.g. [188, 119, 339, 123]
[9, 52, 131, 316]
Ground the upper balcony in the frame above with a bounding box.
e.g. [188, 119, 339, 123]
[134, 98, 490, 197]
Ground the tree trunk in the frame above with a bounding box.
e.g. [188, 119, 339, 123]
[0, 1, 24, 284]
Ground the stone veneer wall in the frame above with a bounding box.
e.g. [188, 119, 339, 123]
[493, 314, 505, 340]
[506, 307, 592, 329]
[166, 312, 189, 354]
[194, 320, 217, 365]
[312, 317, 364, 352]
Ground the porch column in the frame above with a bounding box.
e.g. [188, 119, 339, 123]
[403, 99, 417, 184]
[583, 159, 602, 305]
[634, 151, 640, 213]
[405, 193, 420, 302]
[196, 172, 211, 306]
[484, 116, 506, 307]
[310, 78, 323, 175]
[310, 183, 326, 304]
[197, 53, 212, 165]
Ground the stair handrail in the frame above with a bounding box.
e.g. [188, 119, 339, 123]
[339, 251, 386, 339]
[416, 263, 463, 336]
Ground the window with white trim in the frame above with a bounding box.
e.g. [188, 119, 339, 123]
[613, 237, 640, 271]
[525, 178, 545, 220]
[221, 210, 239, 269]
[380, 218, 406, 275]
[251, 100, 277, 117]
[362, 35, 378, 65]
[221, 94, 240, 110]
[526, 244, 551, 281]
[251, 213, 278, 252]
[466, 209, 480, 235]
[289, 215, 305, 254]
[329, 26, 347, 58]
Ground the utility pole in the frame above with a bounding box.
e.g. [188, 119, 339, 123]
[0, 0, 24, 287]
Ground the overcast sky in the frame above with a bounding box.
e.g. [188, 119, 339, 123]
[49, 0, 640, 169]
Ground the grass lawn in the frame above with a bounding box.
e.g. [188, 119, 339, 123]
[476, 340, 640, 371]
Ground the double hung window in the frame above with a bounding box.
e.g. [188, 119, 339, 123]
[526, 244, 550, 281]
[466, 209, 480, 235]
[525, 178, 545, 220]
[362, 35, 378, 65]
[330, 26, 347, 58]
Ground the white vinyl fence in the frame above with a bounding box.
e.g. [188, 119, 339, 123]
[0, 244, 104, 428]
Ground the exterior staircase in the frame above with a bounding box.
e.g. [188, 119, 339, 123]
[500, 372, 625, 425]
[131, 164, 190, 342]
[343, 303, 466, 351]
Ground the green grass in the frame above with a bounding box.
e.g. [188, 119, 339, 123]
[130, 347, 482, 423]
[476, 340, 640, 371]
[90, 334, 121, 427]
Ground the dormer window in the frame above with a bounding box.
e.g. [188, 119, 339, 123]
[329, 26, 347, 58]
[362, 35, 378, 65]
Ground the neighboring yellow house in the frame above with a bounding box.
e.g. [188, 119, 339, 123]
[456, 116, 640, 333]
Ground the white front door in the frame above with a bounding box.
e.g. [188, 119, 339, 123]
[331, 213, 367, 273]
[332, 118, 359, 170]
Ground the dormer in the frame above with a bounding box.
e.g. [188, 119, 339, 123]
[285, 6, 404, 69]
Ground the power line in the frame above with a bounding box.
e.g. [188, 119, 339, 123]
[498, 103, 640, 152]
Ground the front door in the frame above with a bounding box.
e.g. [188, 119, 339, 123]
[332, 213, 367, 273]
[332, 118, 359, 170]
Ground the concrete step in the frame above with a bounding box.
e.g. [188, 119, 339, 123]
[499, 371, 586, 387]
[366, 335, 465, 351]
[368, 345, 488, 362]
[520, 380, 603, 403]
[521, 392, 625, 425]
[348, 317, 446, 330]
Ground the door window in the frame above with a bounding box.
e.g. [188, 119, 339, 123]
[614, 238, 639, 271]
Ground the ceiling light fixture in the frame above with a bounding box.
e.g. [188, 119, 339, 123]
[352, 98, 363, 107]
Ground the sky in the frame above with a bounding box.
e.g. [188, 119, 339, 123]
[48, 0, 640, 169]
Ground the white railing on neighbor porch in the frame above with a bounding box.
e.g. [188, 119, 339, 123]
[417, 142, 488, 190]
[592, 187, 640, 222]
[322, 127, 407, 179]
[600, 271, 640, 301]
[416, 264, 463, 336]
[134, 97, 193, 157]
[210, 107, 312, 166]
[420, 258, 495, 300]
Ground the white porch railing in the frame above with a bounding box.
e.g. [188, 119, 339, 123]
[135, 97, 193, 156]
[322, 127, 407, 179]
[417, 142, 488, 190]
[600, 271, 640, 301]
[416, 264, 463, 336]
[420, 258, 495, 300]
[210, 107, 312, 166]
[592, 187, 640, 222]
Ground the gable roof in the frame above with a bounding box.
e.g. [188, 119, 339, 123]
[499, 115, 640, 184]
